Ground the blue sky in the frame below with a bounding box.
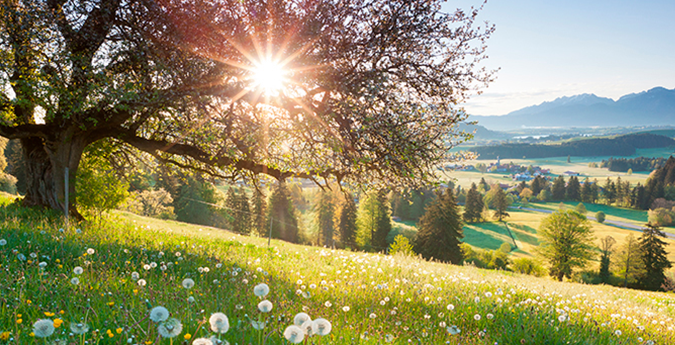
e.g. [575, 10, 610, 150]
[444, 0, 675, 116]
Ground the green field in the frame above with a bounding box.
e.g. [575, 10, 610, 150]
[2, 195, 675, 344]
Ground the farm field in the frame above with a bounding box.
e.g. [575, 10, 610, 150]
[2, 195, 675, 344]
[444, 146, 675, 187]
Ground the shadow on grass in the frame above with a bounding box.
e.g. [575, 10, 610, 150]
[462, 222, 512, 251]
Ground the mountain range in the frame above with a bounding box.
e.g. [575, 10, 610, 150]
[471, 87, 675, 131]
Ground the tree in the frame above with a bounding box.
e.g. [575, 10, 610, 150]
[565, 176, 581, 201]
[0, 0, 494, 218]
[552, 176, 566, 200]
[491, 186, 510, 221]
[414, 189, 464, 264]
[267, 182, 299, 243]
[595, 211, 606, 223]
[234, 188, 252, 235]
[519, 188, 533, 202]
[603, 178, 616, 205]
[462, 183, 484, 223]
[580, 180, 593, 203]
[475, 163, 487, 174]
[356, 190, 391, 251]
[76, 151, 129, 222]
[574, 202, 587, 216]
[530, 176, 547, 196]
[174, 178, 221, 226]
[389, 235, 415, 257]
[314, 190, 336, 246]
[599, 236, 616, 284]
[337, 192, 358, 249]
[537, 189, 552, 202]
[639, 223, 672, 291]
[251, 189, 268, 237]
[478, 178, 491, 193]
[537, 210, 595, 281]
[613, 234, 645, 288]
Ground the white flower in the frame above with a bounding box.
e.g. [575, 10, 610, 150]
[187, 296, 195, 303]
[86, 248, 95, 255]
[474, 314, 481, 321]
[614, 330, 622, 336]
[324, 301, 332, 308]
[342, 306, 350, 312]
[33, 319, 55, 338]
[369, 313, 377, 319]
[487, 313, 494, 320]
[158, 318, 183, 338]
[144, 264, 151, 270]
[0, 239, 6, 246]
[70, 322, 89, 335]
[70, 277, 80, 285]
[257, 300, 273, 313]
[474, 297, 480, 303]
[192, 338, 213, 345]
[300, 320, 314, 336]
[182, 278, 195, 289]
[251, 320, 266, 330]
[447, 325, 461, 335]
[253, 283, 270, 297]
[312, 318, 332, 336]
[38, 262, 47, 268]
[137, 279, 147, 286]
[558, 315, 566, 322]
[293, 313, 311, 326]
[73, 266, 83, 275]
[150, 306, 170, 323]
[446, 304, 455, 311]
[209, 313, 229, 333]
[131, 272, 140, 280]
[284, 325, 305, 344]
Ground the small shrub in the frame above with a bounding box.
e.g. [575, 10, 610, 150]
[595, 211, 606, 223]
[389, 235, 415, 256]
[511, 257, 545, 277]
[498, 242, 512, 253]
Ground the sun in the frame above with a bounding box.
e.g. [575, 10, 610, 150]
[252, 59, 286, 94]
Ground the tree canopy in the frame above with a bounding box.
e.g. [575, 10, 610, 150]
[0, 0, 494, 216]
[537, 209, 595, 281]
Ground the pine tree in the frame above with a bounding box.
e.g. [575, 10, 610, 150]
[356, 190, 391, 251]
[267, 182, 299, 243]
[251, 189, 267, 237]
[478, 177, 490, 192]
[492, 186, 510, 221]
[603, 178, 616, 205]
[599, 236, 616, 284]
[590, 179, 600, 203]
[462, 183, 484, 223]
[315, 190, 336, 246]
[552, 175, 566, 200]
[414, 189, 464, 264]
[338, 192, 358, 248]
[531, 176, 547, 196]
[581, 179, 593, 203]
[613, 234, 645, 287]
[235, 187, 251, 235]
[639, 223, 672, 291]
[565, 176, 581, 201]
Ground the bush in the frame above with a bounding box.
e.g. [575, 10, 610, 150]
[499, 242, 512, 253]
[595, 211, 606, 223]
[0, 173, 17, 194]
[511, 257, 546, 277]
[648, 208, 674, 226]
[389, 235, 415, 256]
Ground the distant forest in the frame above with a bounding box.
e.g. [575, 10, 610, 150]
[600, 157, 668, 172]
[471, 133, 675, 159]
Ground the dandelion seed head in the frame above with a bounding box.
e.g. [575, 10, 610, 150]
[70, 322, 89, 335]
[313, 318, 332, 336]
[158, 318, 183, 338]
[257, 300, 273, 313]
[192, 338, 213, 345]
[73, 266, 83, 275]
[293, 313, 311, 326]
[150, 306, 170, 323]
[182, 278, 195, 289]
[209, 313, 229, 334]
[283, 325, 304, 344]
[32, 319, 55, 338]
[253, 283, 269, 297]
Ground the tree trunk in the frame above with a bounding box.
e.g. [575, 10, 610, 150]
[21, 134, 87, 220]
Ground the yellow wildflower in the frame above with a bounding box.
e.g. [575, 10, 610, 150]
[0, 331, 10, 341]
[184, 333, 192, 340]
[116, 328, 123, 334]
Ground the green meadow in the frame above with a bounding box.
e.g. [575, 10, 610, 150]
[2, 194, 675, 345]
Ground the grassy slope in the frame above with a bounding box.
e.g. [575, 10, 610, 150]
[1, 195, 675, 344]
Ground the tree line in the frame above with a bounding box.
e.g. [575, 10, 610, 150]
[470, 133, 674, 159]
[599, 156, 667, 172]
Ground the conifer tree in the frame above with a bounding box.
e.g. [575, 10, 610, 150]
[603, 178, 616, 205]
[478, 177, 490, 192]
[613, 234, 645, 287]
[581, 179, 593, 203]
[552, 176, 566, 200]
[267, 182, 299, 243]
[251, 189, 267, 237]
[356, 190, 391, 251]
[463, 183, 484, 223]
[531, 176, 547, 196]
[236, 188, 251, 235]
[492, 186, 510, 221]
[315, 190, 336, 246]
[639, 223, 672, 291]
[338, 192, 358, 249]
[599, 236, 616, 284]
[565, 176, 581, 201]
[590, 179, 600, 203]
[414, 189, 464, 264]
